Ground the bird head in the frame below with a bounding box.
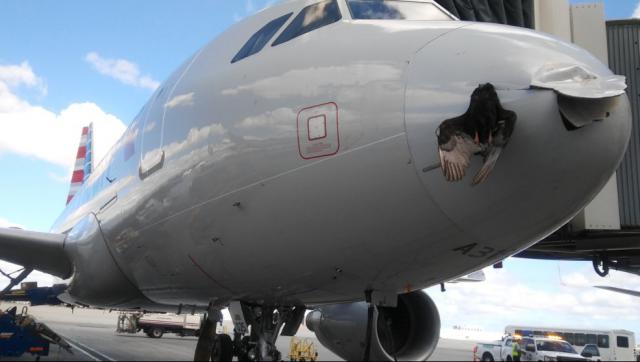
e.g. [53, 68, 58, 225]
[469, 83, 500, 121]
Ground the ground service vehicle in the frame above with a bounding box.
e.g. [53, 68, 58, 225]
[116, 312, 202, 338]
[0, 306, 71, 359]
[0, 282, 67, 306]
[506, 326, 637, 361]
[519, 336, 586, 361]
[474, 336, 519, 362]
[580, 344, 602, 361]
[289, 337, 319, 362]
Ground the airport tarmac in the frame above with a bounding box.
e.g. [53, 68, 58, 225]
[3, 303, 474, 361]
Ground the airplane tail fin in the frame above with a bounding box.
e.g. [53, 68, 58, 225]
[66, 124, 94, 205]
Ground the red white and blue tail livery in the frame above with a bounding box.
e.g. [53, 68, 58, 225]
[66, 124, 93, 205]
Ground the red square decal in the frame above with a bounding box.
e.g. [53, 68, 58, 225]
[297, 103, 339, 160]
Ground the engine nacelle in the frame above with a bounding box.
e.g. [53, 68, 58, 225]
[306, 291, 440, 361]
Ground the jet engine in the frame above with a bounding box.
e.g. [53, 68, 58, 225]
[306, 291, 440, 361]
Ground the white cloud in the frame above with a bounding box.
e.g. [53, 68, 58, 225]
[165, 92, 195, 109]
[634, 2, 640, 18]
[0, 62, 126, 172]
[236, 107, 296, 133]
[85, 52, 159, 91]
[0, 218, 23, 229]
[431, 265, 640, 338]
[562, 266, 640, 294]
[222, 64, 402, 99]
[0, 61, 46, 95]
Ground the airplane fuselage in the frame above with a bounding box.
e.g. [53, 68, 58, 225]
[51, 0, 631, 310]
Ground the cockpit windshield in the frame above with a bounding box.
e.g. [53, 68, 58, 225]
[346, 0, 453, 21]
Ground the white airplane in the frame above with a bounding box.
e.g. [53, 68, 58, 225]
[0, 0, 632, 360]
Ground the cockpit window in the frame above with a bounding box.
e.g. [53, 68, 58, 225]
[232, 13, 293, 63]
[272, 0, 342, 46]
[347, 0, 453, 21]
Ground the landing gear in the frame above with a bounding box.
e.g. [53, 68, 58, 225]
[253, 306, 283, 361]
[363, 290, 374, 361]
[193, 302, 304, 361]
[231, 303, 305, 361]
[212, 334, 233, 361]
[194, 304, 224, 361]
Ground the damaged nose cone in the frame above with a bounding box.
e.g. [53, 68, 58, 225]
[558, 95, 622, 130]
[531, 63, 628, 129]
[531, 63, 627, 99]
[404, 22, 631, 257]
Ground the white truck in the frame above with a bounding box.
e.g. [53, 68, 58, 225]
[473, 336, 518, 362]
[474, 336, 588, 362]
[117, 312, 203, 338]
[518, 336, 587, 361]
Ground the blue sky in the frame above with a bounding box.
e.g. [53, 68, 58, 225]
[1, 0, 639, 342]
[572, 0, 638, 19]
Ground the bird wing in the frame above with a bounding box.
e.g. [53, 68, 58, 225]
[472, 117, 516, 186]
[472, 146, 503, 186]
[438, 133, 481, 182]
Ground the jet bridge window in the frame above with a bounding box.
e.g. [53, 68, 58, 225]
[347, 0, 453, 21]
[232, 13, 293, 63]
[272, 0, 342, 46]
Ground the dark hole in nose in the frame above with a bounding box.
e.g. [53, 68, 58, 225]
[560, 112, 582, 131]
[558, 94, 620, 131]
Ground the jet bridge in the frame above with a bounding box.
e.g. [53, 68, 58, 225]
[434, 0, 535, 28]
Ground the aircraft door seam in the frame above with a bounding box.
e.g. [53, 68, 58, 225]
[159, 47, 206, 147]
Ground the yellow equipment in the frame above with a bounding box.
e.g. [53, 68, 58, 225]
[289, 337, 319, 362]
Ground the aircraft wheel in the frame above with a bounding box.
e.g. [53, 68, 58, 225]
[149, 327, 164, 339]
[211, 334, 233, 361]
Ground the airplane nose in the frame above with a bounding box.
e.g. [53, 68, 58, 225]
[404, 23, 632, 251]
